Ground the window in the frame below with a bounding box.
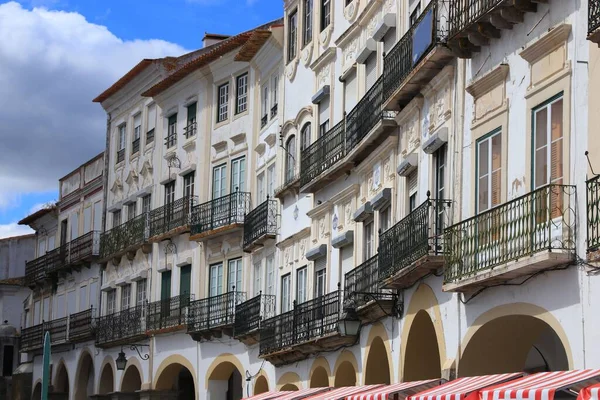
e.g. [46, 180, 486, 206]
[228, 258, 243, 292]
[303, 0, 313, 45]
[164, 181, 175, 205]
[70, 212, 79, 240]
[90, 280, 99, 309]
[47, 235, 55, 251]
[281, 274, 291, 312]
[476, 129, 502, 213]
[266, 254, 275, 295]
[231, 156, 246, 192]
[142, 195, 151, 214]
[112, 210, 121, 228]
[147, 104, 156, 144]
[121, 284, 131, 310]
[321, 0, 331, 31]
[301, 123, 311, 151]
[285, 135, 296, 183]
[161, 271, 172, 300]
[213, 164, 227, 199]
[363, 219, 374, 261]
[236, 74, 248, 114]
[136, 279, 147, 306]
[261, 85, 269, 127]
[3, 345, 14, 377]
[93, 202, 102, 231]
[365, 53, 377, 91]
[118, 124, 126, 151]
[267, 164, 275, 197]
[209, 263, 224, 297]
[319, 120, 329, 137]
[533, 96, 563, 189]
[288, 9, 298, 62]
[185, 102, 197, 138]
[344, 69, 358, 112]
[296, 267, 307, 303]
[79, 285, 88, 311]
[217, 82, 229, 123]
[166, 114, 177, 148]
[319, 96, 330, 137]
[132, 113, 141, 154]
[434, 144, 447, 235]
[106, 290, 116, 315]
[180, 264, 191, 296]
[254, 261, 263, 296]
[37, 239, 45, 258]
[380, 206, 391, 233]
[270, 75, 278, 118]
[257, 172, 265, 203]
[410, 3, 422, 27]
[127, 202, 136, 221]
[83, 206, 92, 233]
[183, 172, 195, 198]
[54, 294, 65, 318]
[33, 301, 40, 325]
[407, 171, 418, 213]
[69, 291, 77, 315]
[314, 257, 326, 298]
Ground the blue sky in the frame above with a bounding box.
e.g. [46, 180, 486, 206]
[0, 0, 281, 237]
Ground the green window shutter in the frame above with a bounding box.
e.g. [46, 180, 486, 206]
[180, 265, 191, 296]
[161, 271, 172, 301]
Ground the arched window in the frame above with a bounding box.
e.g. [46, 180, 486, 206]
[300, 123, 311, 151]
[285, 135, 296, 183]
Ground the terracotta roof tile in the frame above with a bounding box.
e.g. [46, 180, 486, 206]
[18, 205, 57, 226]
[234, 30, 273, 62]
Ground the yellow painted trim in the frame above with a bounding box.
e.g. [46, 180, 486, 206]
[153, 354, 197, 399]
[309, 357, 332, 387]
[204, 353, 245, 388]
[254, 370, 270, 395]
[277, 371, 303, 390]
[333, 350, 359, 386]
[97, 356, 116, 394]
[400, 283, 446, 381]
[363, 322, 393, 385]
[120, 357, 143, 391]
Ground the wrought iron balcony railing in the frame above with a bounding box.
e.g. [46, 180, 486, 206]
[68, 308, 95, 342]
[24, 257, 48, 287]
[117, 149, 125, 163]
[300, 120, 345, 187]
[444, 184, 576, 283]
[379, 198, 451, 281]
[20, 323, 44, 351]
[234, 293, 276, 338]
[587, 175, 600, 252]
[149, 195, 197, 238]
[243, 198, 278, 250]
[165, 133, 177, 149]
[259, 290, 342, 356]
[447, 0, 502, 40]
[190, 192, 250, 237]
[383, 0, 446, 103]
[44, 317, 68, 344]
[146, 128, 155, 144]
[68, 231, 100, 264]
[187, 291, 246, 334]
[95, 305, 146, 347]
[132, 138, 140, 154]
[184, 122, 197, 139]
[274, 171, 300, 197]
[344, 254, 394, 308]
[146, 294, 191, 332]
[591, 0, 600, 36]
[100, 213, 149, 259]
[261, 115, 268, 128]
[270, 104, 278, 119]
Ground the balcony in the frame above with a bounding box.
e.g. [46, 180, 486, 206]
[95, 305, 147, 348]
[25, 232, 100, 287]
[588, 175, 600, 259]
[132, 138, 140, 154]
[20, 323, 44, 352]
[344, 255, 397, 324]
[148, 195, 197, 242]
[68, 308, 95, 342]
[165, 133, 177, 149]
[146, 294, 191, 334]
[100, 213, 150, 263]
[184, 122, 197, 139]
[233, 293, 276, 345]
[379, 197, 452, 289]
[447, 0, 550, 58]
[591, 0, 600, 43]
[274, 171, 300, 200]
[270, 104, 278, 119]
[300, 77, 397, 193]
[117, 149, 125, 164]
[243, 199, 278, 252]
[261, 115, 268, 128]
[259, 290, 355, 366]
[443, 184, 576, 292]
[189, 192, 251, 241]
[20, 309, 95, 352]
[187, 291, 246, 341]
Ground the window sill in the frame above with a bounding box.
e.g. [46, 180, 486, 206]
[233, 109, 249, 121]
[215, 119, 229, 129]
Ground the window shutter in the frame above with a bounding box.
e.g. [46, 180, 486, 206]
[408, 170, 418, 194]
[319, 96, 330, 128]
[383, 28, 397, 55]
[147, 105, 156, 131]
[344, 69, 358, 112]
[341, 245, 354, 277]
[365, 54, 377, 91]
[314, 256, 327, 272]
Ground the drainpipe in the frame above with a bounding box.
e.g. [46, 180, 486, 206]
[100, 111, 111, 319]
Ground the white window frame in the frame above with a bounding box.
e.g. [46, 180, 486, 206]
[217, 82, 229, 122]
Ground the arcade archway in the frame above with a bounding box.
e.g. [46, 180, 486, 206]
[365, 336, 390, 385]
[254, 375, 269, 395]
[206, 359, 243, 400]
[404, 310, 441, 381]
[74, 351, 94, 400]
[121, 364, 142, 393]
[54, 362, 69, 398]
[156, 362, 195, 399]
[98, 362, 114, 394]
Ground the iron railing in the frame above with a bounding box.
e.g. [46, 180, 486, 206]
[190, 192, 251, 236]
[165, 133, 177, 149]
[383, 0, 446, 102]
[300, 120, 345, 187]
[149, 195, 197, 238]
[146, 128, 155, 144]
[100, 213, 149, 259]
[344, 255, 394, 307]
[275, 171, 299, 196]
[591, 0, 600, 36]
[20, 323, 44, 351]
[259, 290, 342, 355]
[44, 317, 68, 344]
[234, 293, 276, 337]
[24, 257, 48, 287]
[132, 138, 140, 154]
[184, 122, 197, 139]
[243, 199, 278, 249]
[68, 231, 100, 264]
[117, 149, 125, 163]
[68, 308, 95, 342]
[146, 294, 191, 331]
[261, 115, 268, 128]
[588, 175, 600, 251]
[444, 184, 576, 283]
[379, 198, 452, 281]
[20, 309, 95, 351]
[271, 104, 278, 118]
[447, 0, 503, 40]
[95, 305, 146, 346]
[187, 291, 246, 333]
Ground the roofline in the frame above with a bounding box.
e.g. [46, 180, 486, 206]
[0, 234, 36, 241]
[17, 206, 57, 226]
[59, 152, 104, 182]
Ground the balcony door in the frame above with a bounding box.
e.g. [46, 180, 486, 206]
[231, 156, 246, 192]
[209, 263, 224, 297]
[213, 165, 227, 199]
[209, 263, 225, 325]
[161, 271, 172, 301]
[227, 258, 242, 292]
[180, 265, 191, 297]
[433, 144, 447, 241]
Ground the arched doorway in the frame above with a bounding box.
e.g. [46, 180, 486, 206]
[54, 362, 69, 397]
[365, 337, 390, 385]
[254, 375, 268, 395]
[281, 384, 299, 391]
[404, 310, 441, 381]
[206, 361, 243, 400]
[310, 366, 329, 388]
[121, 365, 142, 393]
[156, 363, 196, 400]
[459, 314, 569, 377]
[75, 352, 95, 400]
[334, 361, 356, 387]
[99, 363, 114, 394]
[32, 382, 41, 400]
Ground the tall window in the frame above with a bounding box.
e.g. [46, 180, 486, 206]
[314, 257, 326, 298]
[183, 172, 195, 198]
[70, 212, 79, 240]
[380, 206, 391, 233]
[267, 164, 275, 197]
[106, 290, 116, 315]
[296, 267, 307, 304]
[209, 263, 224, 297]
[319, 120, 329, 137]
[257, 172, 265, 203]
[254, 261, 263, 296]
[266, 254, 275, 295]
[434, 144, 447, 235]
[301, 123, 311, 151]
[363, 219, 374, 261]
[112, 210, 121, 228]
[476, 129, 502, 213]
[136, 279, 147, 307]
[231, 156, 246, 192]
[121, 284, 131, 310]
[213, 164, 227, 198]
[164, 181, 175, 205]
[142, 195, 152, 214]
[127, 202, 136, 221]
[285, 135, 296, 182]
[228, 258, 243, 291]
[185, 102, 197, 138]
[217, 82, 229, 122]
[281, 274, 291, 312]
[83, 206, 91, 233]
[407, 171, 418, 214]
[271, 75, 279, 117]
[147, 104, 156, 144]
[303, 0, 313, 45]
[261, 85, 269, 127]
[288, 9, 298, 62]
[236, 73, 248, 114]
[167, 114, 177, 148]
[132, 114, 141, 154]
[533, 96, 563, 189]
[117, 124, 126, 162]
[321, 0, 331, 31]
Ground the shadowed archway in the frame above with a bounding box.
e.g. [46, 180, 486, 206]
[404, 310, 441, 381]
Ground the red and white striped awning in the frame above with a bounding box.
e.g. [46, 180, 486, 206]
[347, 379, 444, 400]
[304, 385, 384, 400]
[275, 388, 332, 400]
[577, 383, 600, 400]
[243, 391, 293, 400]
[410, 373, 523, 400]
[480, 370, 600, 400]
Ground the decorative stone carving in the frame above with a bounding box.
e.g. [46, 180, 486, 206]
[344, 0, 359, 22]
[320, 25, 333, 48]
[343, 37, 359, 69]
[301, 44, 313, 66]
[286, 59, 299, 81]
[345, 204, 352, 224]
[317, 63, 331, 87]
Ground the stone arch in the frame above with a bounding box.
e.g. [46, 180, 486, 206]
[98, 361, 114, 394]
[277, 372, 302, 390]
[400, 283, 446, 381]
[205, 354, 244, 400]
[333, 351, 359, 387]
[309, 357, 331, 388]
[458, 303, 572, 377]
[254, 375, 269, 395]
[121, 363, 142, 393]
[281, 383, 300, 391]
[120, 356, 143, 392]
[32, 380, 42, 400]
[53, 359, 70, 397]
[403, 310, 441, 381]
[154, 355, 197, 399]
[74, 349, 95, 400]
[364, 322, 392, 385]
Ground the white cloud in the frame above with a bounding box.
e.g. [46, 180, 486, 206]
[0, 2, 188, 211]
[0, 223, 34, 239]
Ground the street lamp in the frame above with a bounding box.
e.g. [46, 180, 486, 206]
[116, 349, 127, 371]
[338, 299, 361, 337]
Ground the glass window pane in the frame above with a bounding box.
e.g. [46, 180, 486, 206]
[478, 140, 489, 178]
[535, 108, 548, 150]
[535, 148, 548, 188]
[478, 175, 489, 212]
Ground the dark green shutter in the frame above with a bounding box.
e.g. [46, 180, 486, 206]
[161, 271, 171, 301]
[180, 265, 191, 296]
[187, 103, 197, 124]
